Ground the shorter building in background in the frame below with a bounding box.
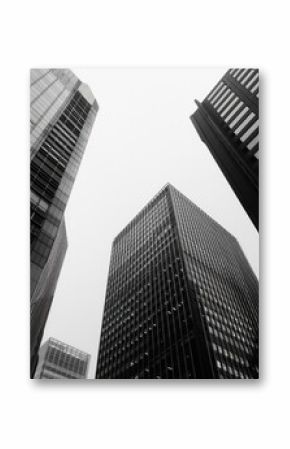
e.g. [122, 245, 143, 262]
[191, 68, 259, 230]
[34, 337, 90, 379]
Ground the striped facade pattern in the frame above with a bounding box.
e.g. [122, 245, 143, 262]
[191, 68, 259, 230]
[96, 184, 258, 379]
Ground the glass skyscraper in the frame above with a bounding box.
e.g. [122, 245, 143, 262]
[191, 69, 259, 230]
[96, 184, 258, 379]
[30, 69, 98, 377]
[34, 338, 90, 379]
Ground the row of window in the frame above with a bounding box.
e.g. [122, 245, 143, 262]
[229, 68, 259, 96]
[97, 187, 258, 378]
[170, 188, 258, 379]
[207, 82, 259, 154]
[205, 69, 259, 160]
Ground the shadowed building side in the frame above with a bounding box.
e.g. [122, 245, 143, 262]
[191, 68, 259, 230]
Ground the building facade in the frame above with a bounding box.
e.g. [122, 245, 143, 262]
[30, 69, 98, 377]
[34, 338, 90, 379]
[191, 68, 259, 230]
[96, 184, 258, 379]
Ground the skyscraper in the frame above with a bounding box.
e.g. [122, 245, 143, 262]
[30, 69, 98, 377]
[191, 69, 259, 230]
[96, 184, 258, 379]
[34, 338, 90, 379]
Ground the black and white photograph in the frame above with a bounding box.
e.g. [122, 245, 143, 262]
[3, 0, 290, 448]
[30, 68, 259, 379]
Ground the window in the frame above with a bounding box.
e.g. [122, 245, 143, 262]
[225, 101, 244, 123]
[229, 107, 249, 129]
[240, 120, 259, 142]
[220, 96, 239, 118]
[248, 134, 259, 151]
[240, 69, 254, 86]
[234, 112, 255, 135]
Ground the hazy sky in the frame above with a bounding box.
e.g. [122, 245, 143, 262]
[42, 68, 259, 379]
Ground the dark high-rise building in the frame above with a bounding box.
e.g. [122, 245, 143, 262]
[96, 184, 258, 379]
[34, 337, 90, 379]
[191, 69, 259, 230]
[30, 69, 98, 377]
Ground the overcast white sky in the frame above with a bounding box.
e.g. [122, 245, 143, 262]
[42, 68, 259, 379]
